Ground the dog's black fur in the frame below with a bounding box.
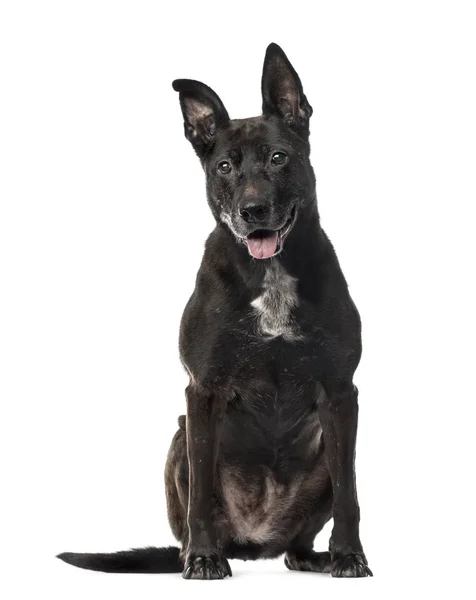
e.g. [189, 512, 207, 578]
[58, 43, 372, 579]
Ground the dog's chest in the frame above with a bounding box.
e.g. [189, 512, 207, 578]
[251, 262, 301, 342]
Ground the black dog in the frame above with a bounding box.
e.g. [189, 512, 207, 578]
[58, 43, 372, 579]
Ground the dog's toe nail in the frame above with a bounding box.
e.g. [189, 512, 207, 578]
[206, 557, 221, 579]
[182, 565, 193, 579]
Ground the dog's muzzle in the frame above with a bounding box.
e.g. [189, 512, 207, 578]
[222, 205, 298, 260]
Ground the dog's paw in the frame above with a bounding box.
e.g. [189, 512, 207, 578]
[285, 550, 331, 573]
[331, 553, 373, 578]
[182, 553, 232, 580]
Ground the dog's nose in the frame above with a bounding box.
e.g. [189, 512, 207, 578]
[239, 202, 269, 224]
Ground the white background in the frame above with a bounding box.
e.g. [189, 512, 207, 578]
[1, 1, 475, 598]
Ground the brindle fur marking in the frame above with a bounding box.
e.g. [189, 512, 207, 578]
[57, 43, 372, 580]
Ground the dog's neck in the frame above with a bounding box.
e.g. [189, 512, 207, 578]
[278, 199, 323, 273]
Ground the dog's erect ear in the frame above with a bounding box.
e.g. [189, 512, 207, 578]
[172, 79, 230, 158]
[261, 43, 313, 137]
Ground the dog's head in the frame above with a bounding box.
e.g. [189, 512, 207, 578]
[173, 43, 315, 259]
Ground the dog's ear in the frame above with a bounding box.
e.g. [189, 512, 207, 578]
[261, 43, 313, 137]
[172, 79, 230, 158]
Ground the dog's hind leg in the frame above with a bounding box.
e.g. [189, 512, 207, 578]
[284, 481, 333, 574]
[164, 416, 190, 566]
[285, 549, 332, 573]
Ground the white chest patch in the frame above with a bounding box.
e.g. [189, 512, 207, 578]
[251, 262, 301, 341]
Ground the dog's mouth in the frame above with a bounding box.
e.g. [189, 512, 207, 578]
[245, 206, 297, 260]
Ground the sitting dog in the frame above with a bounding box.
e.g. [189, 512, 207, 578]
[58, 43, 372, 579]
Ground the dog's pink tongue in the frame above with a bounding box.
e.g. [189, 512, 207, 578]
[246, 232, 278, 259]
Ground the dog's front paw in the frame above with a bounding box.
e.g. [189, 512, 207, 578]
[331, 553, 373, 578]
[182, 552, 232, 580]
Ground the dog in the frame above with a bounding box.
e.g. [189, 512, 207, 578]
[58, 43, 372, 579]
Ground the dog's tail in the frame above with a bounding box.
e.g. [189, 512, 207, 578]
[57, 546, 183, 573]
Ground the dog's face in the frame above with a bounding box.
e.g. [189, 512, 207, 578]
[173, 44, 315, 259]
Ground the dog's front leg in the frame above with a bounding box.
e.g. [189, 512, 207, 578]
[318, 382, 372, 577]
[182, 383, 232, 580]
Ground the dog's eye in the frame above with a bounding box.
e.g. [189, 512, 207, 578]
[218, 161, 232, 174]
[271, 152, 288, 166]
